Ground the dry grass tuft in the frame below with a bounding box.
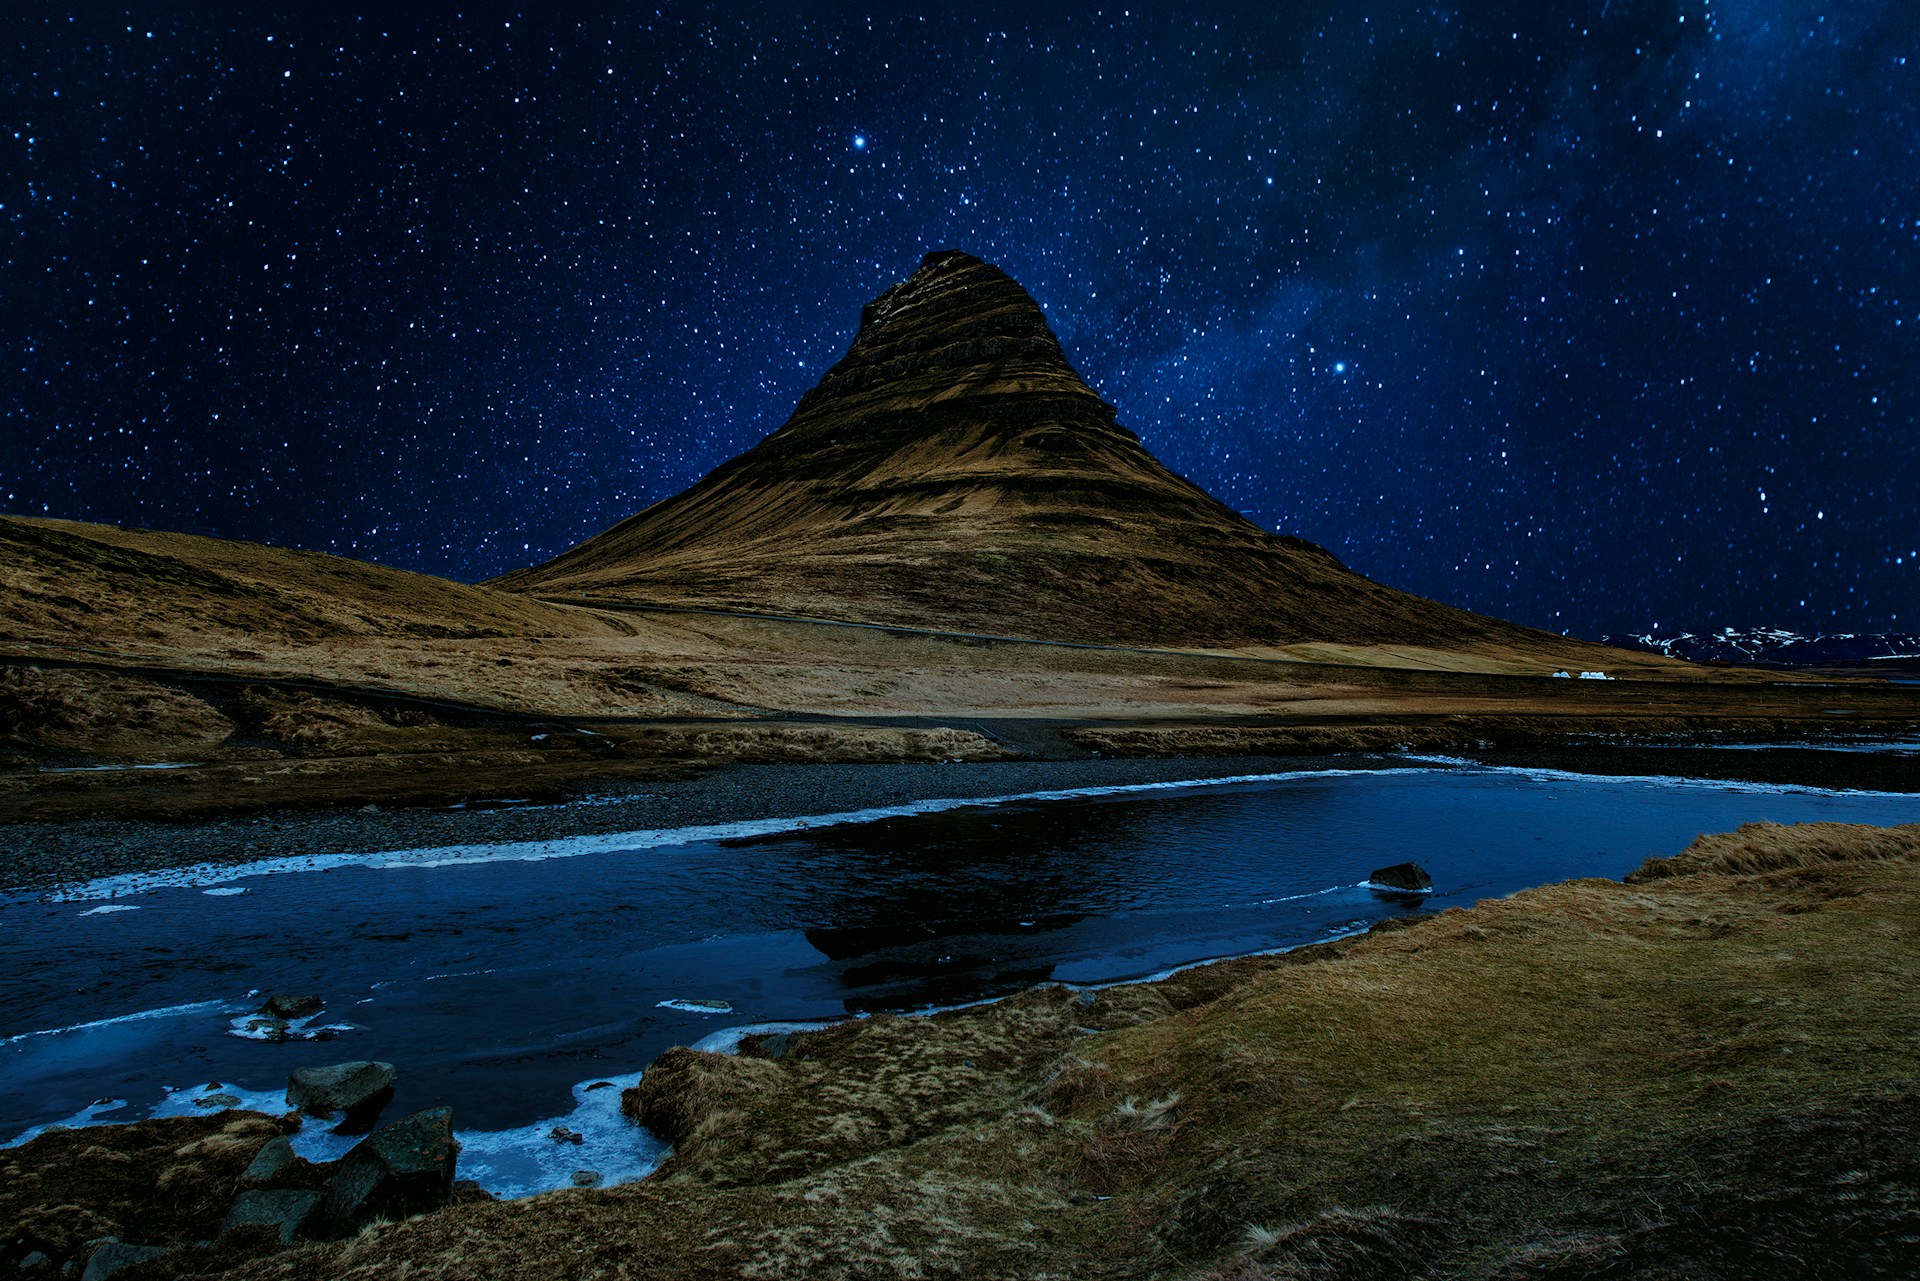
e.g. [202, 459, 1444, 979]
[1074, 1093, 1184, 1195]
[1209, 1206, 1448, 1281]
[1627, 819, 1920, 882]
[1038, 1054, 1115, 1112]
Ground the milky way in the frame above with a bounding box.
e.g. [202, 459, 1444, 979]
[4, 4, 1915, 636]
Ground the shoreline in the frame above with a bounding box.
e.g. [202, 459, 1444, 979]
[0, 756, 1370, 895]
[5, 745, 1919, 896]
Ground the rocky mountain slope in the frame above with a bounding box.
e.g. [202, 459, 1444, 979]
[496, 251, 1600, 660]
[1606, 627, 1920, 672]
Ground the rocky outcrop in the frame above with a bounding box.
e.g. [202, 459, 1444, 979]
[303, 1108, 459, 1241]
[0, 1113, 292, 1276]
[78, 1241, 167, 1281]
[494, 251, 1576, 656]
[221, 1189, 317, 1246]
[286, 1060, 395, 1118]
[0, 1103, 471, 1275]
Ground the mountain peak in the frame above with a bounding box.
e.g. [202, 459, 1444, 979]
[494, 252, 1569, 654]
[789, 249, 1112, 434]
[856, 249, 1042, 338]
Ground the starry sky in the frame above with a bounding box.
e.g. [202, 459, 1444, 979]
[5, 3, 1916, 638]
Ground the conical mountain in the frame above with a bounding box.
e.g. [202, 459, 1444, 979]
[497, 251, 1556, 654]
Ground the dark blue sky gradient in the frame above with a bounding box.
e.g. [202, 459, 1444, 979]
[4, 3, 1916, 636]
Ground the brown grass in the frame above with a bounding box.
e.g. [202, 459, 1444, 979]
[6, 512, 1915, 829]
[0, 1112, 291, 1262]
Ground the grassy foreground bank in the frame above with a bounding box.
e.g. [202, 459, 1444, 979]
[8, 820, 1919, 1279]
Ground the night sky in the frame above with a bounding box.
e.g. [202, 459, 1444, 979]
[5, 4, 1916, 638]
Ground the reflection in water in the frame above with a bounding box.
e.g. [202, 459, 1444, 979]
[772, 800, 1159, 1007]
[806, 918, 1084, 1012]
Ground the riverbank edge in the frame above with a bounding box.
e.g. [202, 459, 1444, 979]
[6, 743, 1918, 898]
[0, 754, 1394, 895]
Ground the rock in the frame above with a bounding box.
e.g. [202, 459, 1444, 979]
[193, 1092, 243, 1110]
[221, 1189, 318, 1246]
[746, 1032, 795, 1060]
[239, 1136, 296, 1186]
[286, 1061, 394, 1116]
[17, 1251, 52, 1274]
[1368, 862, 1433, 893]
[450, 1179, 496, 1205]
[570, 1169, 601, 1188]
[304, 1108, 458, 1240]
[549, 1126, 584, 1145]
[79, 1243, 167, 1281]
[261, 993, 323, 1019]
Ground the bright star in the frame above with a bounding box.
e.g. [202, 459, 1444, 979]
[852, 134, 867, 150]
[1333, 361, 1347, 374]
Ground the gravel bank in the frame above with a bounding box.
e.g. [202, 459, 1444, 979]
[0, 755, 1375, 896]
[7, 745, 1915, 898]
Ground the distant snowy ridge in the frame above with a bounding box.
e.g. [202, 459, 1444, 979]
[1603, 628, 1920, 667]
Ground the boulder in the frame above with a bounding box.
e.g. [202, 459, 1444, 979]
[450, 1179, 496, 1205]
[286, 1061, 394, 1116]
[221, 1189, 318, 1246]
[80, 1242, 168, 1281]
[1368, 862, 1433, 893]
[239, 1136, 296, 1186]
[261, 993, 323, 1019]
[303, 1108, 459, 1240]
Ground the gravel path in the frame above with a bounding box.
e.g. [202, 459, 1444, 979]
[0, 755, 1362, 896]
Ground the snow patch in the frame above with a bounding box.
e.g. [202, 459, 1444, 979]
[453, 1070, 666, 1199]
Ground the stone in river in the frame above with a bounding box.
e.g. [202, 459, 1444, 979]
[261, 993, 324, 1019]
[1368, 862, 1434, 892]
[286, 1061, 395, 1116]
[304, 1107, 459, 1240]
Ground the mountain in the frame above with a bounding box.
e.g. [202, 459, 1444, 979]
[0, 514, 589, 649]
[497, 250, 1587, 657]
[1606, 628, 1920, 673]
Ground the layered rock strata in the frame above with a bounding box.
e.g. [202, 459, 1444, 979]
[497, 250, 1561, 651]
